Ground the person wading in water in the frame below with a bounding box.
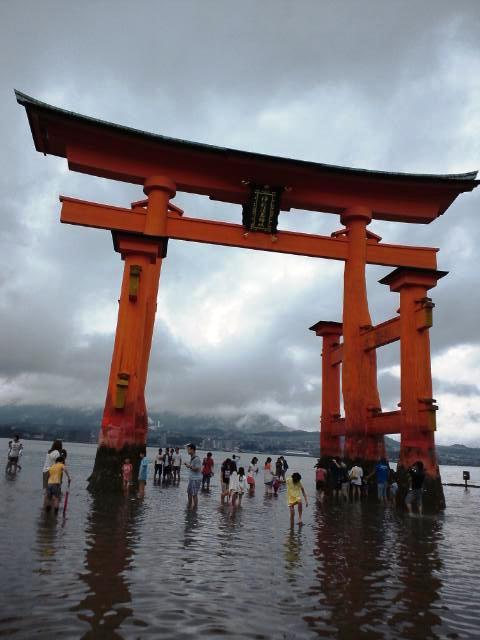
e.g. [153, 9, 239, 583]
[184, 443, 202, 509]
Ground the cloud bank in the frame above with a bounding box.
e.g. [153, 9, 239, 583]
[0, 1, 479, 444]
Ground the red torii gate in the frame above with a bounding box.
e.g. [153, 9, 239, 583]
[16, 91, 478, 508]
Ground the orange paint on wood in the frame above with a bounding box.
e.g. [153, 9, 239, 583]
[328, 411, 402, 437]
[361, 316, 401, 351]
[59, 196, 439, 269]
[17, 92, 478, 224]
[310, 322, 343, 458]
[341, 209, 384, 461]
[381, 268, 446, 476]
[16, 94, 479, 495]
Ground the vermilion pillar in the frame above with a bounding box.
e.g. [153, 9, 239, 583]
[89, 176, 175, 490]
[380, 267, 447, 509]
[341, 207, 384, 461]
[309, 321, 343, 458]
[99, 235, 165, 450]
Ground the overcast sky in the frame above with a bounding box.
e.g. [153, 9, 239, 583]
[1, 1, 479, 444]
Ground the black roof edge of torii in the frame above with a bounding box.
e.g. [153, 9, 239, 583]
[14, 89, 479, 187]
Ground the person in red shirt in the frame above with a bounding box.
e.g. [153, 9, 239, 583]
[121, 458, 133, 494]
[314, 460, 328, 502]
[201, 452, 214, 491]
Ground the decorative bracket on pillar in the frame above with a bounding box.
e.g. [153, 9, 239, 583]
[130, 198, 184, 217]
[419, 404, 438, 431]
[416, 297, 435, 330]
[112, 233, 168, 262]
[129, 265, 142, 301]
[114, 372, 130, 409]
[331, 227, 382, 243]
[367, 406, 382, 415]
[419, 397, 439, 411]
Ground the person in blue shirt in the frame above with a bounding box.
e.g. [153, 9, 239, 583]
[369, 458, 390, 504]
[137, 449, 149, 498]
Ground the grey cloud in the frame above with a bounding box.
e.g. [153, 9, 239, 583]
[377, 371, 401, 411]
[0, 1, 479, 443]
[434, 381, 480, 397]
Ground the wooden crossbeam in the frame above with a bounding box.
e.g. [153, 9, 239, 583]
[59, 196, 438, 269]
[60, 196, 146, 233]
[327, 410, 402, 437]
[366, 410, 402, 435]
[361, 316, 401, 351]
[326, 316, 401, 366]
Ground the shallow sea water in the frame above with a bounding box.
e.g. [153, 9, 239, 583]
[1, 439, 479, 639]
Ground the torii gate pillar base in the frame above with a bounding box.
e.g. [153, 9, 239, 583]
[87, 444, 146, 493]
[395, 440, 445, 512]
[395, 468, 445, 513]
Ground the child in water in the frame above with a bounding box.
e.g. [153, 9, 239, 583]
[229, 468, 240, 506]
[138, 451, 149, 498]
[314, 461, 327, 502]
[273, 475, 281, 496]
[45, 456, 71, 514]
[237, 467, 247, 506]
[247, 457, 259, 494]
[286, 472, 308, 527]
[122, 458, 133, 493]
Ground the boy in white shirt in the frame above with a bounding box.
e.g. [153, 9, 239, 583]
[154, 448, 163, 483]
[172, 447, 182, 483]
[6, 435, 23, 475]
[349, 461, 364, 500]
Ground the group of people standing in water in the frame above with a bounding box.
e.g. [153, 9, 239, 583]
[152, 447, 183, 484]
[213, 453, 307, 524]
[314, 456, 426, 515]
[122, 448, 308, 523]
[9, 437, 426, 520]
[216, 454, 291, 501]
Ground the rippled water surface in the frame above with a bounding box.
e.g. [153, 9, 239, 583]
[1, 439, 480, 639]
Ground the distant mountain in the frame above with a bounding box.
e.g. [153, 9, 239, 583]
[149, 410, 290, 434]
[0, 405, 478, 465]
[0, 404, 289, 434]
[0, 404, 102, 427]
[385, 436, 480, 466]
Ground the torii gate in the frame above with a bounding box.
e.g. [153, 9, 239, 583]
[17, 91, 478, 508]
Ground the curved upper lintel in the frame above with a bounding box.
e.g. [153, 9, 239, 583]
[15, 90, 479, 224]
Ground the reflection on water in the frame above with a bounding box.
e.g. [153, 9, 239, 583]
[284, 528, 304, 578]
[35, 510, 60, 573]
[392, 518, 444, 639]
[1, 441, 480, 639]
[73, 495, 140, 638]
[184, 506, 202, 548]
[305, 503, 452, 639]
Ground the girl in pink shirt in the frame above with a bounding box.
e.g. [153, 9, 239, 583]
[122, 458, 133, 493]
